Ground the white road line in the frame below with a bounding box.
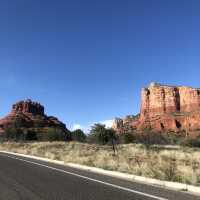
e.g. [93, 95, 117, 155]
[1, 153, 168, 200]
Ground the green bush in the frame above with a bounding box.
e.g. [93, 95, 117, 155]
[33, 120, 44, 128]
[71, 129, 86, 142]
[38, 127, 66, 141]
[182, 134, 200, 147]
[120, 132, 135, 144]
[129, 131, 185, 146]
[4, 127, 24, 141]
[4, 125, 72, 142]
[25, 130, 37, 141]
[5, 128, 17, 140]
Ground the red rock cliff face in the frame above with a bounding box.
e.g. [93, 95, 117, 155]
[113, 82, 200, 135]
[12, 99, 44, 116]
[140, 82, 200, 119]
[0, 99, 67, 133]
[139, 82, 200, 133]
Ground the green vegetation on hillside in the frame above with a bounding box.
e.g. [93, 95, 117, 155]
[2, 119, 200, 149]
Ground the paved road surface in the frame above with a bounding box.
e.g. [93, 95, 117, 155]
[0, 152, 199, 200]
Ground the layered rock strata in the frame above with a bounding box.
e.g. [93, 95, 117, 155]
[0, 99, 67, 134]
[113, 82, 200, 135]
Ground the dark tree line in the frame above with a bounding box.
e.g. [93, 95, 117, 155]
[2, 119, 200, 148]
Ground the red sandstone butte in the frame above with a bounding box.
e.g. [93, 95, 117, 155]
[113, 82, 200, 135]
[0, 99, 67, 133]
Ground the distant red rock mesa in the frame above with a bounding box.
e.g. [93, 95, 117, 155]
[113, 82, 200, 136]
[0, 99, 67, 134]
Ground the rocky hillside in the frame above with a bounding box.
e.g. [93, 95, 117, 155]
[0, 99, 68, 136]
[113, 82, 200, 136]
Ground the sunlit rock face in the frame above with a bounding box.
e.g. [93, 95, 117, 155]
[140, 83, 200, 118]
[0, 99, 67, 134]
[113, 82, 200, 136]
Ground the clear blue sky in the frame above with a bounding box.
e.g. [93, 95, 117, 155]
[0, 0, 200, 130]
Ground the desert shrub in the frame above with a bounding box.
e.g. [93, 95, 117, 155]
[13, 117, 25, 128]
[3, 117, 29, 141]
[161, 157, 181, 182]
[130, 131, 186, 146]
[25, 130, 37, 141]
[37, 127, 66, 141]
[118, 132, 135, 144]
[182, 134, 200, 148]
[133, 132, 165, 146]
[33, 120, 44, 128]
[162, 132, 182, 145]
[4, 127, 24, 141]
[47, 129, 62, 141]
[71, 129, 86, 142]
[4, 125, 72, 142]
[5, 128, 17, 140]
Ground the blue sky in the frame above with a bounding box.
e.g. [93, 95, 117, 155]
[0, 0, 200, 130]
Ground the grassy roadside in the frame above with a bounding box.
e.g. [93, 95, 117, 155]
[0, 142, 199, 186]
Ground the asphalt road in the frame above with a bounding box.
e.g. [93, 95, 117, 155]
[0, 152, 199, 200]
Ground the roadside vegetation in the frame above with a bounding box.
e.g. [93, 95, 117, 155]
[1, 121, 200, 186]
[3, 121, 200, 148]
[0, 141, 200, 186]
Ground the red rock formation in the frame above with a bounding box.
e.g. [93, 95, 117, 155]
[0, 99, 67, 134]
[12, 99, 44, 116]
[113, 82, 200, 135]
[140, 82, 200, 118]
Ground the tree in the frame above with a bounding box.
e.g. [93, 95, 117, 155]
[14, 117, 24, 128]
[4, 127, 24, 141]
[5, 127, 18, 140]
[5, 117, 25, 141]
[88, 124, 117, 154]
[33, 120, 44, 128]
[106, 128, 117, 154]
[71, 129, 86, 142]
[88, 124, 108, 145]
[38, 127, 66, 141]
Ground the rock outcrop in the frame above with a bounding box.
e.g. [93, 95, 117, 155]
[0, 99, 68, 134]
[113, 82, 200, 136]
[12, 99, 44, 116]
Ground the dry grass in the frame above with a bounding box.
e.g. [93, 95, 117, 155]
[0, 142, 200, 186]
